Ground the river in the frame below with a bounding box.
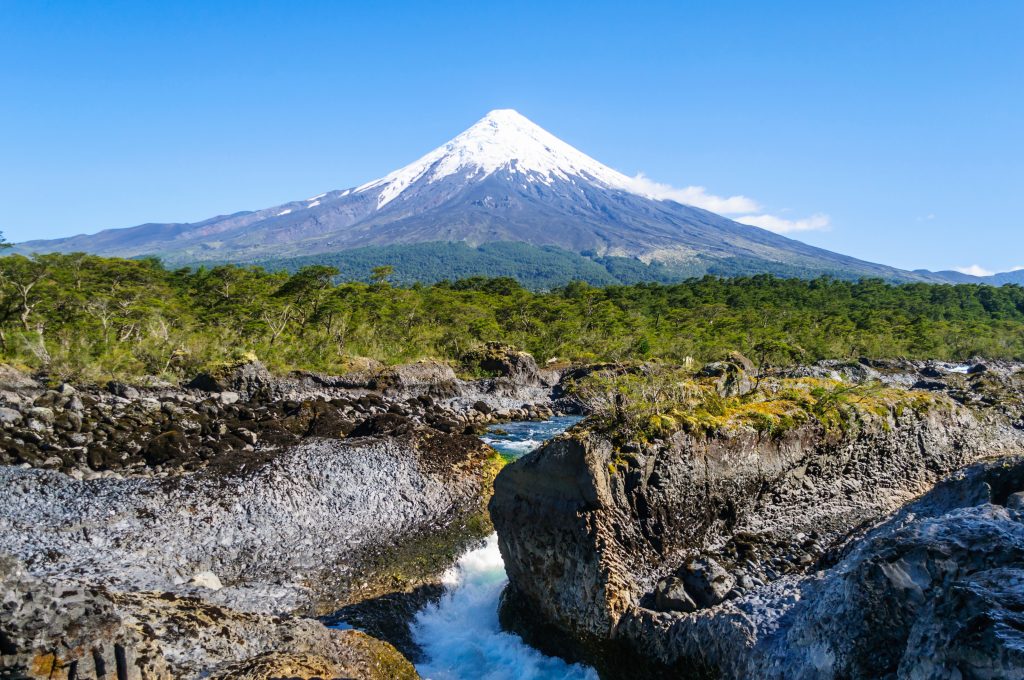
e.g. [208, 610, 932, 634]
[410, 415, 598, 680]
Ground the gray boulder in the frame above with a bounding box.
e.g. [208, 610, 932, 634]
[186, 360, 273, 401]
[654, 576, 697, 613]
[679, 557, 735, 608]
[106, 380, 140, 399]
[369, 361, 459, 396]
[698, 357, 754, 397]
[24, 406, 54, 424]
[462, 343, 542, 385]
[0, 364, 40, 392]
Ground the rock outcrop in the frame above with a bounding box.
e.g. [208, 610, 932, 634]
[0, 555, 418, 679]
[0, 352, 566, 678]
[0, 425, 501, 617]
[697, 352, 756, 397]
[0, 361, 554, 476]
[754, 457, 1024, 678]
[491, 366, 1024, 678]
[0, 418, 496, 678]
[462, 342, 550, 386]
[624, 456, 1024, 679]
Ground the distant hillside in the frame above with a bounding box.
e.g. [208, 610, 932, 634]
[919, 268, 1024, 286]
[251, 241, 937, 288]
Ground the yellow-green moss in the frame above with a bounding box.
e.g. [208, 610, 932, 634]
[574, 368, 946, 443]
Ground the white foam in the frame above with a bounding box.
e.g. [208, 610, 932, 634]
[411, 534, 597, 680]
[481, 437, 542, 454]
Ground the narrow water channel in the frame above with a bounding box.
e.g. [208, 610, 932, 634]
[410, 416, 598, 680]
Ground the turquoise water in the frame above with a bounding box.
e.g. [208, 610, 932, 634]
[479, 415, 583, 458]
[411, 415, 595, 680]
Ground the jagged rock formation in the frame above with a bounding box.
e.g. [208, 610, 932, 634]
[0, 359, 555, 476]
[727, 457, 1024, 678]
[0, 555, 417, 679]
[462, 342, 549, 386]
[490, 361, 1024, 678]
[0, 351, 562, 678]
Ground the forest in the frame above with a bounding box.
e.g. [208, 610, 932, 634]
[1, 251, 1023, 382]
[255, 240, 839, 287]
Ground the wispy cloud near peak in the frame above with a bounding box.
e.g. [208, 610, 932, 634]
[625, 173, 831, 235]
[625, 174, 761, 214]
[953, 265, 995, 277]
[734, 213, 831, 234]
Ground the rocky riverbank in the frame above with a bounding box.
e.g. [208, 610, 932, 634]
[6, 352, 1023, 679]
[490, 358, 1024, 678]
[0, 346, 562, 679]
[0, 347, 557, 478]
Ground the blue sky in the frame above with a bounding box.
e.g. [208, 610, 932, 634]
[1, 1, 1021, 274]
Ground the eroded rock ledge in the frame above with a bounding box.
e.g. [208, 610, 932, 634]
[0, 349, 563, 679]
[0, 555, 418, 680]
[491, 361, 1024, 679]
[0, 356, 557, 477]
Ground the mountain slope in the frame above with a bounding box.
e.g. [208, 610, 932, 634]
[14, 109, 940, 282]
[922, 268, 1024, 285]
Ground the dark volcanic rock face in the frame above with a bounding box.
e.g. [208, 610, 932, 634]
[713, 457, 1024, 678]
[0, 360, 554, 477]
[490, 367, 1024, 678]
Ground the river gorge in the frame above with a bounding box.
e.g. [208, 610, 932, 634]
[2, 350, 1023, 679]
[410, 416, 594, 679]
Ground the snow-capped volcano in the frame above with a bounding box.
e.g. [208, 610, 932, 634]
[14, 109, 934, 282]
[356, 109, 635, 208]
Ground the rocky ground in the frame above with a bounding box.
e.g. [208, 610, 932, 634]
[1, 556, 418, 680]
[6, 350, 1024, 679]
[0, 345, 561, 679]
[491, 358, 1024, 679]
[0, 346, 558, 477]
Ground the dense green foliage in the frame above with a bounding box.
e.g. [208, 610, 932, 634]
[1, 252, 1023, 381]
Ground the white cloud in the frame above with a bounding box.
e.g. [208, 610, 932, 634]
[953, 265, 995, 277]
[626, 173, 830, 234]
[1010, 265, 1024, 272]
[734, 213, 831, 234]
[625, 174, 761, 214]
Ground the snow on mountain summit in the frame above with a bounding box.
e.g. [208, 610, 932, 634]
[355, 109, 635, 208]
